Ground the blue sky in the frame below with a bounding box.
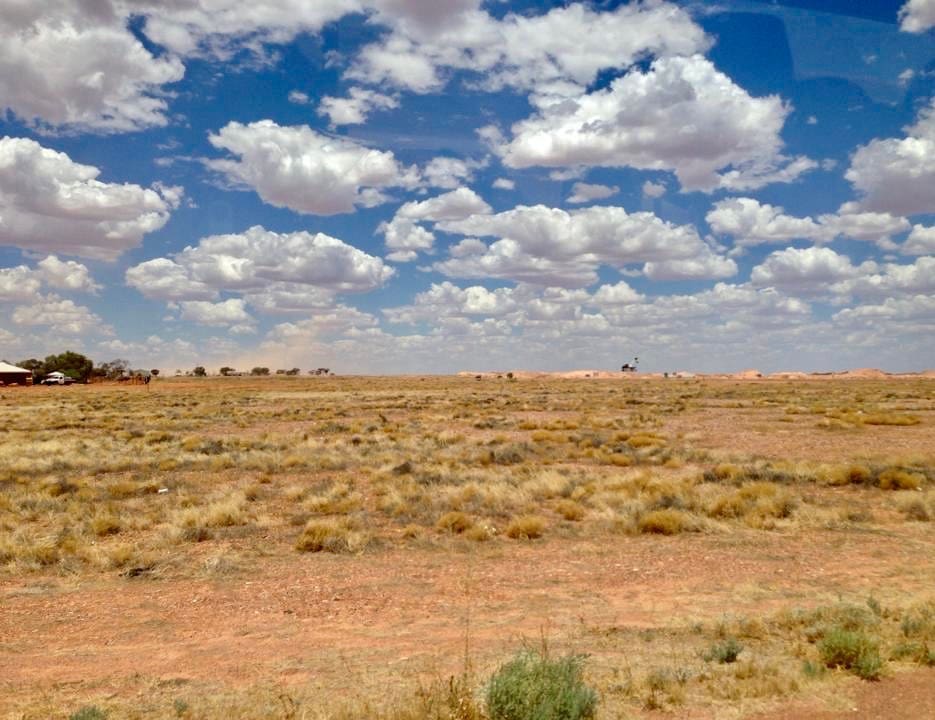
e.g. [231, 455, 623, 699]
[0, 0, 933, 374]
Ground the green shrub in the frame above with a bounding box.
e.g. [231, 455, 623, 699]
[704, 637, 743, 664]
[818, 627, 883, 680]
[486, 650, 598, 720]
[69, 708, 107, 720]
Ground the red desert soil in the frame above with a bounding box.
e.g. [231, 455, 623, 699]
[663, 409, 935, 462]
[2, 526, 934, 717]
[748, 668, 935, 720]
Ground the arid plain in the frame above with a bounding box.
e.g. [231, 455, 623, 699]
[1, 375, 933, 719]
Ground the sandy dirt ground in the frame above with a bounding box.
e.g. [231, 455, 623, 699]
[3, 525, 934, 717]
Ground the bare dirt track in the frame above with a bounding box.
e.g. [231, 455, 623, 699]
[1, 375, 933, 718]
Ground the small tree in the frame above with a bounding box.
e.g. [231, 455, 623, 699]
[150, 369, 160, 377]
[193, 366, 207, 377]
[219, 366, 235, 376]
[94, 358, 129, 380]
[275, 369, 287, 375]
[286, 368, 301, 376]
[251, 367, 270, 376]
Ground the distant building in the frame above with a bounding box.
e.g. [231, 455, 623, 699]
[0, 362, 32, 385]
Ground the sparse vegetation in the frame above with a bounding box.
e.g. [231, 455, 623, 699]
[1, 375, 932, 718]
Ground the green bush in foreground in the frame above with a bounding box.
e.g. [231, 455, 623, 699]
[818, 627, 883, 680]
[486, 650, 597, 720]
[69, 708, 107, 720]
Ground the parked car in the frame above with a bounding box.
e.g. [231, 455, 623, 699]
[41, 371, 76, 385]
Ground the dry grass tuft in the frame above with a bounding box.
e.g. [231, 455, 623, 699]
[436, 511, 473, 534]
[554, 499, 586, 522]
[637, 509, 694, 535]
[877, 468, 924, 491]
[505, 515, 546, 540]
[295, 518, 369, 553]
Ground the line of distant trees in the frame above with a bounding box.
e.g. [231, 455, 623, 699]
[214, 367, 315, 376]
[183, 367, 330, 377]
[13, 352, 158, 384]
[9, 351, 335, 383]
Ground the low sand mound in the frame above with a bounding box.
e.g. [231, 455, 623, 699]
[842, 368, 889, 378]
[557, 369, 619, 379]
[457, 369, 650, 380]
[456, 367, 925, 380]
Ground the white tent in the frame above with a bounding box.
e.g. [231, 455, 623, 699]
[0, 361, 30, 374]
[0, 361, 32, 385]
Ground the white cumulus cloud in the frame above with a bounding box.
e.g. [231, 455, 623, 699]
[422, 156, 486, 190]
[378, 187, 492, 261]
[0, 266, 42, 302]
[140, 0, 360, 58]
[591, 281, 644, 305]
[899, 0, 935, 32]
[179, 298, 254, 328]
[0, 2, 184, 133]
[0, 137, 178, 259]
[846, 98, 935, 216]
[567, 182, 619, 204]
[318, 87, 399, 126]
[35, 256, 100, 293]
[496, 55, 813, 193]
[750, 247, 866, 293]
[12, 294, 111, 335]
[348, 1, 708, 98]
[831, 256, 935, 300]
[642, 181, 667, 199]
[397, 187, 492, 222]
[707, 197, 910, 248]
[126, 258, 218, 301]
[126, 226, 394, 313]
[384, 281, 519, 323]
[207, 120, 420, 215]
[902, 224, 935, 255]
[380, 218, 436, 262]
[434, 204, 735, 287]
